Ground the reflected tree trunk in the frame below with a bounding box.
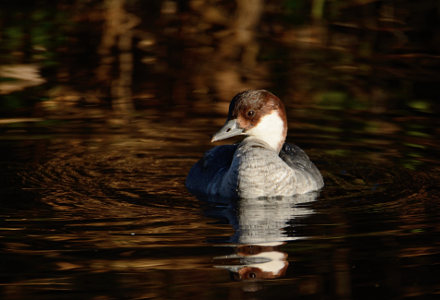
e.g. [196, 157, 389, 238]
[211, 0, 265, 101]
[234, 0, 263, 67]
[96, 0, 139, 116]
[311, 0, 326, 22]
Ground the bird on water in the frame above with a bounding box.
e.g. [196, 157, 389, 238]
[186, 90, 324, 199]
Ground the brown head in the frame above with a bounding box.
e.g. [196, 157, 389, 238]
[211, 90, 288, 152]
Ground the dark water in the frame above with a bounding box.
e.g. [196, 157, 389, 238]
[1, 1, 440, 299]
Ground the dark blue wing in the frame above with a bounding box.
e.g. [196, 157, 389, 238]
[185, 144, 238, 195]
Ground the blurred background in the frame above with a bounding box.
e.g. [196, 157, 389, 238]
[1, 1, 440, 299]
[1, 0, 439, 115]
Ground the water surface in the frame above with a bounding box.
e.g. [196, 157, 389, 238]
[1, 1, 440, 299]
[1, 103, 439, 299]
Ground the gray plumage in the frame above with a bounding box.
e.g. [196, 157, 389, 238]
[185, 137, 324, 198]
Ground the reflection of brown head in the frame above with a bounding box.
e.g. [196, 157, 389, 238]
[232, 263, 289, 281]
[228, 243, 289, 281]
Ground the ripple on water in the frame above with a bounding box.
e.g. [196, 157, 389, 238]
[2, 121, 439, 299]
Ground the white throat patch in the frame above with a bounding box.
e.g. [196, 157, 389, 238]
[246, 111, 285, 151]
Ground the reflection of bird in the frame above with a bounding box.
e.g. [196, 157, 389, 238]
[212, 193, 317, 281]
[186, 90, 324, 198]
[235, 195, 316, 244]
[216, 245, 289, 281]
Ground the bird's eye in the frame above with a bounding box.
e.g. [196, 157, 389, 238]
[247, 110, 255, 118]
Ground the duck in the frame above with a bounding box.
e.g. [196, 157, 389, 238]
[185, 90, 324, 198]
